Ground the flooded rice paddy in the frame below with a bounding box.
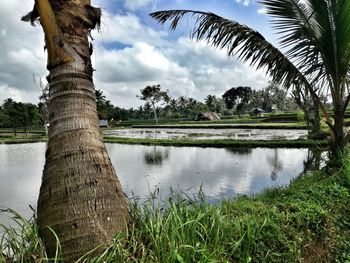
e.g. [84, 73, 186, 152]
[104, 128, 308, 140]
[0, 142, 322, 223]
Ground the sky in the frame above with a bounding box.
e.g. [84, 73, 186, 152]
[0, 0, 275, 108]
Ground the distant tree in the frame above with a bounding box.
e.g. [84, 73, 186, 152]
[248, 83, 287, 113]
[1, 99, 24, 136]
[138, 85, 170, 124]
[265, 82, 287, 112]
[23, 103, 41, 135]
[95, 89, 115, 120]
[204, 95, 216, 112]
[1, 99, 40, 136]
[177, 96, 188, 116]
[169, 98, 178, 113]
[222, 86, 252, 116]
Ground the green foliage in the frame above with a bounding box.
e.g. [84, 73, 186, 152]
[138, 85, 170, 124]
[297, 111, 304, 122]
[204, 95, 225, 113]
[222, 86, 252, 116]
[103, 137, 327, 148]
[0, 99, 41, 135]
[0, 207, 47, 262]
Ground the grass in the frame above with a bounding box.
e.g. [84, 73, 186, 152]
[103, 137, 328, 148]
[0, 135, 326, 148]
[0, 137, 47, 144]
[0, 129, 47, 144]
[1, 151, 350, 262]
[0, 207, 47, 262]
[130, 123, 307, 129]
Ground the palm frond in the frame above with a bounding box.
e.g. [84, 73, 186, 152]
[150, 10, 308, 93]
[150, 9, 332, 124]
[262, 0, 350, 99]
[261, 0, 329, 87]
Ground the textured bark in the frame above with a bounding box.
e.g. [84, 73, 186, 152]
[26, 0, 129, 261]
[331, 103, 346, 156]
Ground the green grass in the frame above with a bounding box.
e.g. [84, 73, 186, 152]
[0, 137, 47, 144]
[103, 137, 327, 148]
[2, 151, 350, 262]
[0, 135, 325, 148]
[116, 116, 307, 127]
[0, 207, 47, 262]
[130, 123, 307, 129]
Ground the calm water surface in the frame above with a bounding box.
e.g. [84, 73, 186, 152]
[0, 143, 316, 223]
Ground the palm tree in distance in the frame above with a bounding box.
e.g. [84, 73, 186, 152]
[151, 0, 350, 154]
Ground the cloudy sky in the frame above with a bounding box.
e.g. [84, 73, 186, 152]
[0, 0, 275, 108]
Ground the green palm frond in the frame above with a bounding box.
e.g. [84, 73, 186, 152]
[262, 0, 350, 95]
[151, 10, 303, 88]
[150, 9, 332, 124]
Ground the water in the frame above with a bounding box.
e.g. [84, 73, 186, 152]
[0, 143, 320, 223]
[104, 128, 308, 140]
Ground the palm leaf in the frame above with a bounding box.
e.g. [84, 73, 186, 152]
[263, 0, 350, 100]
[150, 9, 332, 124]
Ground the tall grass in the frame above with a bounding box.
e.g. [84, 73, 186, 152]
[0, 207, 47, 262]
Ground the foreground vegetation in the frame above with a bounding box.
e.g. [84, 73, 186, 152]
[2, 151, 350, 262]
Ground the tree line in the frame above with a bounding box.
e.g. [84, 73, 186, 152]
[0, 98, 42, 136]
[0, 81, 305, 134]
[97, 82, 301, 124]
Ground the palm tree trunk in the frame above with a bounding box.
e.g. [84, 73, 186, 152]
[308, 98, 321, 138]
[331, 104, 346, 156]
[30, 0, 129, 261]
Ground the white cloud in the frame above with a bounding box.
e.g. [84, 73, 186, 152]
[93, 36, 269, 108]
[0, 0, 269, 108]
[236, 0, 252, 7]
[0, 0, 46, 104]
[257, 7, 267, 15]
[93, 12, 168, 46]
[123, 0, 153, 10]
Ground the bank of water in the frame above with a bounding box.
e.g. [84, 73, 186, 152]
[0, 143, 323, 224]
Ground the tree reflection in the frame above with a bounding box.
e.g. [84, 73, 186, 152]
[225, 148, 252, 156]
[267, 149, 283, 181]
[303, 148, 323, 172]
[144, 146, 169, 166]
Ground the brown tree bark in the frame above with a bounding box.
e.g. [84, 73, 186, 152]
[331, 103, 346, 157]
[23, 0, 129, 261]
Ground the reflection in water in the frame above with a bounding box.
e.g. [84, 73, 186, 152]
[267, 149, 284, 181]
[144, 147, 169, 165]
[303, 148, 324, 172]
[225, 148, 252, 155]
[0, 143, 46, 224]
[0, 143, 323, 223]
[107, 145, 314, 202]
